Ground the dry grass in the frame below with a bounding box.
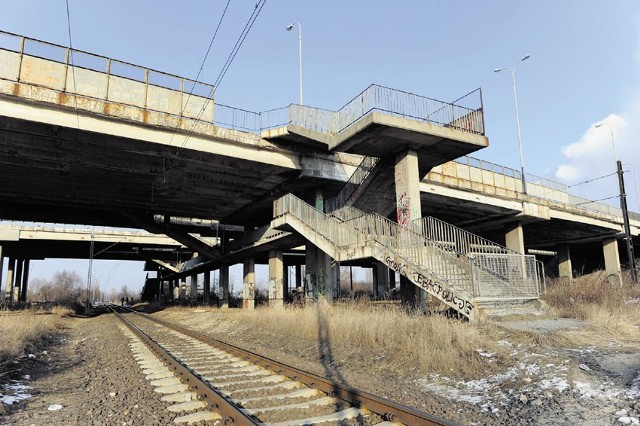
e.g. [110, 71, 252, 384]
[215, 300, 508, 378]
[0, 307, 69, 363]
[542, 272, 640, 343]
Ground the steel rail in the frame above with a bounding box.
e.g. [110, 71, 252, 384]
[125, 308, 457, 426]
[108, 306, 258, 426]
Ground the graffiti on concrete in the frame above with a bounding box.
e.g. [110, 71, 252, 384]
[396, 192, 411, 228]
[243, 281, 255, 300]
[384, 254, 474, 316]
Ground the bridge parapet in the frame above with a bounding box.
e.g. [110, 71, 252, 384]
[427, 156, 640, 224]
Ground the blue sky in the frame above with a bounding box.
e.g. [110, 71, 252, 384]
[2, 1, 640, 293]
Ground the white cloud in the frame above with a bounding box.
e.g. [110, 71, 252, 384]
[554, 105, 640, 212]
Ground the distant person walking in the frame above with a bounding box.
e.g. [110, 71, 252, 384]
[121, 297, 125, 306]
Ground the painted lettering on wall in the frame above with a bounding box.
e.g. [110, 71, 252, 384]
[396, 192, 411, 228]
[384, 253, 474, 316]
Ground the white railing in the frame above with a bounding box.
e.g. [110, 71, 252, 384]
[275, 193, 540, 299]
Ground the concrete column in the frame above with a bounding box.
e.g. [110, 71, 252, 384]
[317, 250, 335, 302]
[394, 150, 422, 227]
[20, 259, 30, 302]
[373, 262, 391, 298]
[295, 264, 302, 289]
[179, 278, 187, 301]
[400, 275, 418, 308]
[4, 258, 14, 302]
[189, 274, 197, 301]
[243, 258, 255, 310]
[557, 244, 572, 283]
[505, 222, 525, 254]
[603, 238, 622, 286]
[0, 245, 4, 296]
[172, 279, 179, 302]
[219, 265, 229, 308]
[268, 250, 284, 307]
[203, 270, 211, 305]
[304, 244, 318, 297]
[13, 259, 23, 303]
[283, 264, 289, 302]
[314, 189, 324, 212]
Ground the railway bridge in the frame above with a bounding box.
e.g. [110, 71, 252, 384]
[0, 30, 638, 319]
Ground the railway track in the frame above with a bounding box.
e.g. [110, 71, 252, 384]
[109, 306, 457, 425]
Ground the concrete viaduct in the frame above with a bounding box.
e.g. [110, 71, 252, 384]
[0, 31, 637, 318]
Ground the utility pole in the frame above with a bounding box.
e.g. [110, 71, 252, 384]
[617, 160, 637, 283]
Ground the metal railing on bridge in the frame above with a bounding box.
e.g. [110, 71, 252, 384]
[0, 30, 485, 139]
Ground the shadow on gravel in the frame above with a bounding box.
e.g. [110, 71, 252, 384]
[316, 303, 366, 425]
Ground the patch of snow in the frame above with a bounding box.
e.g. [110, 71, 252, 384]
[1, 381, 33, 405]
[27, 353, 36, 359]
[47, 404, 63, 411]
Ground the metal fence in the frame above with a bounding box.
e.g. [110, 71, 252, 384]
[325, 156, 380, 212]
[274, 193, 540, 300]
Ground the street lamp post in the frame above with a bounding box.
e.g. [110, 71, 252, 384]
[595, 122, 637, 283]
[286, 22, 303, 106]
[495, 54, 531, 194]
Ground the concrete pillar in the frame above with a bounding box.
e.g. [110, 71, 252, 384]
[219, 265, 229, 308]
[283, 264, 290, 302]
[373, 262, 391, 298]
[603, 238, 622, 286]
[243, 258, 255, 310]
[295, 264, 302, 289]
[203, 270, 211, 305]
[0, 245, 4, 296]
[269, 250, 284, 307]
[394, 150, 422, 227]
[400, 275, 418, 308]
[505, 222, 525, 254]
[557, 244, 572, 283]
[317, 250, 335, 302]
[5, 258, 15, 302]
[179, 278, 187, 300]
[20, 259, 30, 302]
[315, 189, 324, 212]
[189, 274, 197, 301]
[12, 259, 23, 303]
[305, 244, 318, 298]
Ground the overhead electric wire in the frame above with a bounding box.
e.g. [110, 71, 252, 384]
[214, 0, 267, 88]
[567, 171, 618, 188]
[162, 0, 267, 184]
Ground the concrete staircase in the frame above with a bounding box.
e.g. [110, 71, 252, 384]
[273, 194, 541, 320]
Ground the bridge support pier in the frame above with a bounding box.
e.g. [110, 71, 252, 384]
[0, 246, 4, 298]
[4, 258, 14, 302]
[269, 250, 284, 307]
[189, 274, 197, 302]
[505, 222, 525, 254]
[179, 278, 187, 301]
[557, 244, 573, 283]
[219, 265, 229, 308]
[203, 270, 210, 305]
[394, 150, 426, 308]
[373, 262, 391, 298]
[295, 264, 302, 289]
[10, 259, 23, 303]
[603, 238, 622, 286]
[243, 258, 255, 310]
[20, 259, 29, 302]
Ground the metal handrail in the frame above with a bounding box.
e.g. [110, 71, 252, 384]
[325, 156, 380, 212]
[275, 194, 540, 299]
